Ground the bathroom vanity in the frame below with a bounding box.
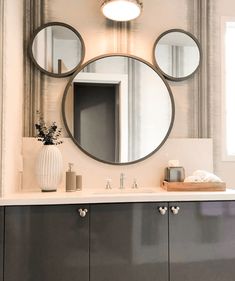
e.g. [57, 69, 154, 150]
[2, 190, 235, 281]
[1, 2, 233, 281]
[0, 208, 3, 281]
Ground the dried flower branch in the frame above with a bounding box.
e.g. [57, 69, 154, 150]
[35, 111, 63, 145]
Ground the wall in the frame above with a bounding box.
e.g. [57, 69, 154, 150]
[19, 0, 214, 193]
[0, 0, 220, 194]
[210, 0, 235, 186]
[1, 0, 23, 195]
[22, 138, 213, 191]
[26, 0, 199, 138]
[0, 0, 4, 196]
[12, 0, 213, 193]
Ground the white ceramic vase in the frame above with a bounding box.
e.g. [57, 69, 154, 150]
[36, 145, 63, 192]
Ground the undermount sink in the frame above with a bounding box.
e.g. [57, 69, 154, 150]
[92, 189, 157, 195]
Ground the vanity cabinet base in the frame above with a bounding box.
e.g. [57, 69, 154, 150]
[3, 201, 235, 281]
[0, 208, 3, 281]
[4, 205, 89, 281]
[90, 203, 168, 281]
[169, 202, 235, 281]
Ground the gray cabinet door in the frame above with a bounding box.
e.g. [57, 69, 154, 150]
[0, 207, 3, 281]
[90, 203, 168, 281]
[169, 201, 235, 281]
[4, 205, 89, 281]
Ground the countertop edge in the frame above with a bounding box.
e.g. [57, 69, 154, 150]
[1, 188, 235, 205]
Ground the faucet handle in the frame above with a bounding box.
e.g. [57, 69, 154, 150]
[105, 178, 112, 189]
[132, 178, 138, 189]
[119, 173, 125, 189]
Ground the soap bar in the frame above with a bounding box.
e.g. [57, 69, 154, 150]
[165, 167, 185, 182]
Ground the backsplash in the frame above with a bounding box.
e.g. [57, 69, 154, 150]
[21, 138, 213, 193]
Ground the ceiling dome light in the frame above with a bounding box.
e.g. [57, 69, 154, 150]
[101, 0, 143, 22]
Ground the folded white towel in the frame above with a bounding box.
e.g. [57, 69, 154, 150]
[184, 170, 222, 183]
[184, 175, 201, 182]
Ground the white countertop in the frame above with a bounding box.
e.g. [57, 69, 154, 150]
[1, 187, 235, 205]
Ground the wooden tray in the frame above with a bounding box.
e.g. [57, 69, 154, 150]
[161, 181, 226, 192]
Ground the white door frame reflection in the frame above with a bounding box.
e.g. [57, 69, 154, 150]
[66, 73, 129, 162]
[29, 22, 85, 77]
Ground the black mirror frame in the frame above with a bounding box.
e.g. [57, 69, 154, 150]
[62, 53, 175, 165]
[28, 22, 85, 78]
[153, 29, 202, 82]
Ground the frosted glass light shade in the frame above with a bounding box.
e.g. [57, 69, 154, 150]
[101, 0, 142, 21]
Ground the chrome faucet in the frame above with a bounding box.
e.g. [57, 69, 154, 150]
[132, 178, 138, 189]
[120, 173, 125, 189]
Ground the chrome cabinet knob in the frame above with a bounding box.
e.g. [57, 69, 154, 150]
[78, 208, 88, 217]
[171, 206, 180, 215]
[159, 206, 168, 215]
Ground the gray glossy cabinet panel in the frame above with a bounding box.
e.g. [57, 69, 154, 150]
[90, 203, 168, 281]
[0, 207, 3, 281]
[4, 201, 235, 281]
[4, 205, 89, 281]
[169, 202, 235, 281]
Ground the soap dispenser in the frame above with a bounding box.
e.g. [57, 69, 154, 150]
[66, 163, 76, 192]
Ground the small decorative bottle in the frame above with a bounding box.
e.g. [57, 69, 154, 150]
[76, 175, 82, 191]
[66, 163, 76, 192]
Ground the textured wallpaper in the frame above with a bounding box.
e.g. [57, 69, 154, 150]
[24, 0, 205, 139]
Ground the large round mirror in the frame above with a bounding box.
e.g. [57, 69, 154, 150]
[29, 22, 85, 77]
[153, 29, 201, 81]
[62, 54, 175, 165]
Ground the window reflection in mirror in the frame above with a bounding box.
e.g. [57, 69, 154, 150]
[153, 29, 201, 81]
[30, 23, 85, 77]
[62, 55, 174, 164]
[222, 20, 235, 160]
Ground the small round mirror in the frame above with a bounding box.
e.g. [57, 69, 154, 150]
[153, 29, 201, 81]
[62, 54, 175, 165]
[29, 22, 85, 77]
